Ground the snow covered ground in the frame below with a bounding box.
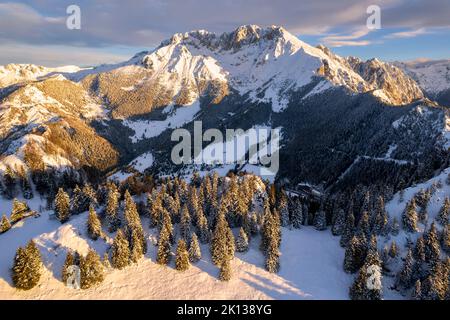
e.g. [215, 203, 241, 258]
[0, 193, 353, 300]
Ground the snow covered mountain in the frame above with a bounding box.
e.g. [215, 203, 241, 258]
[0, 25, 448, 191]
[395, 59, 450, 107]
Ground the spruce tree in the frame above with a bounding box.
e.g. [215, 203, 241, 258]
[340, 211, 355, 247]
[79, 249, 104, 289]
[265, 236, 280, 273]
[356, 211, 370, 239]
[291, 199, 303, 229]
[103, 252, 111, 269]
[442, 224, 450, 254]
[12, 240, 42, 290]
[219, 259, 232, 281]
[373, 196, 388, 235]
[106, 182, 120, 232]
[388, 241, 398, 259]
[332, 208, 346, 236]
[62, 251, 75, 285]
[82, 184, 99, 210]
[424, 223, 441, 268]
[402, 199, 418, 233]
[211, 212, 235, 266]
[0, 214, 11, 233]
[10, 198, 29, 223]
[55, 188, 70, 223]
[412, 280, 422, 300]
[156, 224, 172, 265]
[344, 235, 367, 273]
[123, 190, 146, 255]
[278, 189, 289, 227]
[180, 204, 191, 243]
[71, 185, 83, 214]
[189, 233, 201, 263]
[111, 229, 131, 269]
[175, 239, 190, 271]
[437, 197, 449, 226]
[130, 229, 144, 263]
[196, 209, 210, 244]
[3, 166, 17, 199]
[87, 205, 102, 240]
[236, 227, 249, 253]
[314, 209, 327, 231]
[397, 248, 415, 290]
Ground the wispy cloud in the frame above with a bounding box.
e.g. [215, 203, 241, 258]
[384, 28, 428, 39]
[320, 29, 372, 47]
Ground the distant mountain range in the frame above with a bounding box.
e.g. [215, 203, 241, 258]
[0, 25, 449, 193]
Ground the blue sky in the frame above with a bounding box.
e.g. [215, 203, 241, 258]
[0, 0, 449, 66]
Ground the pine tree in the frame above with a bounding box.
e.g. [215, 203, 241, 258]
[175, 239, 190, 271]
[236, 227, 249, 253]
[437, 197, 449, 226]
[397, 249, 415, 290]
[12, 240, 42, 290]
[3, 166, 17, 199]
[180, 204, 191, 243]
[340, 211, 355, 247]
[79, 249, 104, 289]
[156, 224, 172, 265]
[189, 233, 201, 263]
[0, 214, 11, 233]
[18, 167, 33, 200]
[314, 209, 327, 231]
[442, 224, 450, 254]
[61, 251, 75, 285]
[356, 211, 370, 239]
[388, 241, 398, 259]
[424, 223, 441, 268]
[373, 196, 388, 235]
[106, 182, 120, 232]
[71, 185, 83, 214]
[211, 212, 235, 266]
[412, 280, 422, 300]
[111, 229, 130, 269]
[10, 198, 29, 223]
[391, 217, 400, 236]
[265, 236, 280, 273]
[414, 236, 427, 279]
[350, 236, 382, 300]
[102, 252, 111, 269]
[344, 235, 367, 273]
[278, 189, 289, 227]
[130, 229, 144, 263]
[402, 199, 418, 233]
[82, 184, 99, 210]
[332, 208, 346, 236]
[219, 259, 232, 281]
[55, 188, 70, 223]
[291, 199, 303, 229]
[196, 209, 210, 244]
[87, 205, 102, 240]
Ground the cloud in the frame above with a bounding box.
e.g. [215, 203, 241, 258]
[384, 28, 429, 39]
[321, 29, 372, 47]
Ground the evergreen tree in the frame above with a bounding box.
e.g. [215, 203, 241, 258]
[314, 209, 327, 231]
[196, 209, 210, 244]
[18, 167, 33, 200]
[414, 236, 427, 279]
[12, 240, 42, 290]
[349, 250, 382, 300]
[391, 217, 400, 236]
[0, 214, 11, 233]
[123, 190, 147, 256]
[265, 236, 280, 273]
[424, 223, 441, 268]
[388, 241, 398, 259]
[10, 198, 29, 223]
[55, 188, 70, 223]
[340, 211, 355, 247]
[189, 233, 201, 263]
[111, 229, 130, 269]
[3, 166, 17, 199]
[71, 185, 84, 214]
[219, 259, 232, 281]
[87, 205, 102, 240]
[175, 239, 190, 271]
[332, 208, 346, 236]
[156, 223, 172, 265]
[412, 280, 422, 300]
[291, 199, 303, 229]
[396, 249, 415, 290]
[356, 211, 370, 239]
[82, 184, 99, 210]
[402, 199, 418, 233]
[373, 196, 388, 235]
[437, 197, 449, 226]
[236, 227, 249, 253]
[278, 189, 289, 227]
[130, 229, 144, 263]
[61, 251, 75, 285]
[102, 252, 111, 269]
[344, 235, 367, 273]
[211, 212, 235, 266]
[106, 182, 121, 232]
[180, 204, 191, 243]
[79, 249, 104, 289]
[442, 224, 450, 254]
